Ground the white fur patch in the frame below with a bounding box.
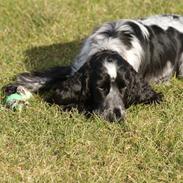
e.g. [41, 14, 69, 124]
[91, 37, 124, 55]
[141, 15, 183, 32]
[151, 61, 174, 83]
[162, 61, 173, 77]
[124, 36, 144, 72]
[179, 62, 183, 76]
[116, 23, 132, 33]
[104, 61, 117, 79]
[178, 53, 183, 77]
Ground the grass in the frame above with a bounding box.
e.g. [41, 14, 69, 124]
[0, 0, 183, 182]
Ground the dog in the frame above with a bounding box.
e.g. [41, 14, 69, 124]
[4, 14, 183, 122]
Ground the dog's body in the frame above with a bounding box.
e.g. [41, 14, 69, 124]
[4, 14, 183, 122]
[72, 14, 183, 81]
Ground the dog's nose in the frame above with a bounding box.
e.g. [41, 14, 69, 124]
[104, 107, 125, 122]
[113, 107, 122, 121]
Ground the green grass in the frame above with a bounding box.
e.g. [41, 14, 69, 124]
[0, 0, 183, 182]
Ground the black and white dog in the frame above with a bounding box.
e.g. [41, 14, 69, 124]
[4, 14, 183, 122]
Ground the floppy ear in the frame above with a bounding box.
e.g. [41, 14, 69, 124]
[48, 62, 91, 110]
[48, 72, 82, 108]
[118, 64, 163, 107]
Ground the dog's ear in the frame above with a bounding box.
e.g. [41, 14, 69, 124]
[118, 64, 163, 107]
[48, 62, 91, 110]
[48, 72, 82, 107]
[77, 62, 92, 110]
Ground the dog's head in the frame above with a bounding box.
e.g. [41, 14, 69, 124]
[52, 50, 162, 122]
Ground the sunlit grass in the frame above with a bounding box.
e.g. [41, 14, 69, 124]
[0, 0, 183, 182]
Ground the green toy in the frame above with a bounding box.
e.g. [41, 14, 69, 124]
[4, 86, 32, 111]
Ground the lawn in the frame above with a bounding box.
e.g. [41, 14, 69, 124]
[0, 0, 183, 182]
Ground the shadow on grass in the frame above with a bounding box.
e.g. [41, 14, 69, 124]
[24, 39, 83, 71]
[20, 39, 89, 114]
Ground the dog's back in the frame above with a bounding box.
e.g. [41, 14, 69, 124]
[141, 14, 183, 32]
[72, 14, 183, 82]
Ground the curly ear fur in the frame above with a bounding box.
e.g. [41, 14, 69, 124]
[48, 72, 82, 106]
[118, 63, 163, 107]
[47, 62, 91, 111]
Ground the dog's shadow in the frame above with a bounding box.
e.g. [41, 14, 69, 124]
[24, 39, 83, 72]
[23, 39, 84, 107]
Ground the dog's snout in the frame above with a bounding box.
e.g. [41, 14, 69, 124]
[113, 107, 122, 120]
[105, 107, 124, 122]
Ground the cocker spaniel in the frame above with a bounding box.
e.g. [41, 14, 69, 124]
[4, 14, 183, 122]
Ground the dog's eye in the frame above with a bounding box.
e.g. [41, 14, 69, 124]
[98, 85, 110, 94]
[97, 76, 110, 94]
[98, 86, 105, 91]
[117, 78, 126, 90]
